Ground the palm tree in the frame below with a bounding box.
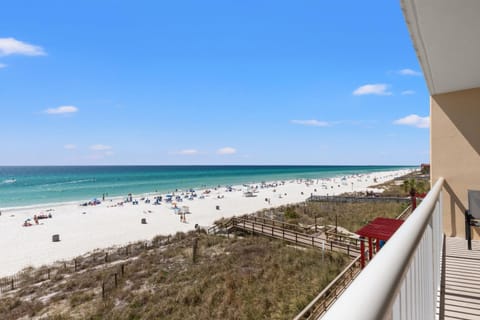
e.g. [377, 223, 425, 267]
[402, 179, 426, 196]
[403, 179, 427, 209]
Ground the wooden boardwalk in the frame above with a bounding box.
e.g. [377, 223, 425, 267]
[218, 217, 361, 258]
[439, 237, 480, 320]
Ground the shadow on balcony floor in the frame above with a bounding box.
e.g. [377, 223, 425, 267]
[438, 237, 480, 320]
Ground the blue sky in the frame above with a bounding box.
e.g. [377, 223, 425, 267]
[0, 1, 429, 165]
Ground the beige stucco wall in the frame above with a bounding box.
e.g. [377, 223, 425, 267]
[431, 87, 480, 239]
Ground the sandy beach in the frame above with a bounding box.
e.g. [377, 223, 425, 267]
[0, 169, 413, 277]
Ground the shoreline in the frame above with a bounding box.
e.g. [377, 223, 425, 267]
[0, 166, 415, 211]
[0, 168, 414, 277]
[0, 167, 415, 212]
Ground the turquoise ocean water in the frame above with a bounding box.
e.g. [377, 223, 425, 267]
[0, 166, 414, 209]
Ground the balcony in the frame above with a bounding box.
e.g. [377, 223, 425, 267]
[320, 178, 480, 319]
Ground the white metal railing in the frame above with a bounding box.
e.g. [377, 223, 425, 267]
[321, 177, 444, 320]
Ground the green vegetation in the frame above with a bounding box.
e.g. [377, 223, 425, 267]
[0, 232, 349, 320]
[264, 201, 408, 234]
[374, 171, 430, 198]
[284, 206, 299, 219]
[251, 172, 423, 233]
[402, 178, 428, 196]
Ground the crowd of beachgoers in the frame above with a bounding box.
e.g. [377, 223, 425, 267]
[0, 169, 414, 277]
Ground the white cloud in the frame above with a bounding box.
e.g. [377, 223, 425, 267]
[64, 144, 76, 150]
[0, 37, 46, 56]
[177, 149, 199, 155]
[291, 119, 329, 127]
[217, 147, 237, 155]
[353, 84, 392, 96]
[90, 144, 112, 151]
[398, 68, 421, 76]
[0, 63, 6, 69]
[401, 90, 416, 95]
[393, 114, 430, 128]
[44, 105, 78, 115]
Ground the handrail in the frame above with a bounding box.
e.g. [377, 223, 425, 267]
[234, 217, 315, 239]
[395, 204, 412, 219]
[242, 215, 312, 233]
[321, 177, 444, 320]
[207, 218, 234, 234]
[231, 217, 360, 256]
[294, 255, 362, 320]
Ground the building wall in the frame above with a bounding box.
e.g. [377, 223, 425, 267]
[431, 87, 480, 239]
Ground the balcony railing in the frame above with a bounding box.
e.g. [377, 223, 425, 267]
[321, 177, 444, 320]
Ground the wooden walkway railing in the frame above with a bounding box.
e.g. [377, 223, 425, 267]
[209, 216, 361, 258]
[307, 195, 410, 203]
[294, 255, 362, 320]
[242, 215, 317, 234]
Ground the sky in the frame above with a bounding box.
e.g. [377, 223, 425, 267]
[0, 1, 430, 166]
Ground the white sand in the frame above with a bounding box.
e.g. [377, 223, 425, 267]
[0, 169, 413, 277]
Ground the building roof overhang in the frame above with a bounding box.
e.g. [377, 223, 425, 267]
[402, 0, 480, 95]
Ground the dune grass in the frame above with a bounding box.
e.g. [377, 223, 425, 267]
[250, 172, 423, 234]
[0, 232, 349, 320]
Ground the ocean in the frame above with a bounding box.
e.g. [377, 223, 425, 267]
[0, 165, 414, 209]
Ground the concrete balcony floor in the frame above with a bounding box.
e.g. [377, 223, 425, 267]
[438, 237, 480, 320]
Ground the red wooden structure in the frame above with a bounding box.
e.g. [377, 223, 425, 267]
[356, 217, 404, 268]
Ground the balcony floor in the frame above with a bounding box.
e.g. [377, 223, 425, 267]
[438, 237, 480, 320]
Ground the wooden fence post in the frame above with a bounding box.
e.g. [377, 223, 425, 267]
[105, 253, 108, 263]
[192, 238, 198, 264]
[11, 278, 14, 290]
[74, 259, 77, 272]
[114, 273, 118, 288]
[121, 264, 125, 277]
[102, 282, 105, 299]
